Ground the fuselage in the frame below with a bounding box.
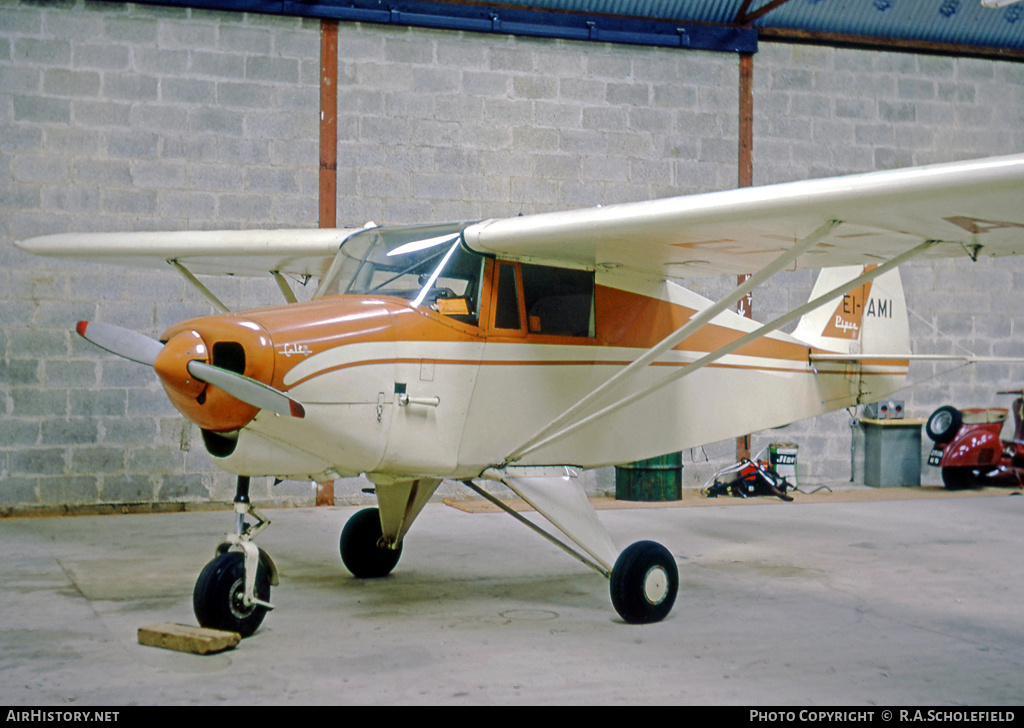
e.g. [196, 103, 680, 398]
[154, 255, 908, 482]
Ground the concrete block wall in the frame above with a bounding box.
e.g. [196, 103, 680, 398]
[3, 0, 1024, 509]
[330, 23, 740, 226]
[1, 1, 323, 508]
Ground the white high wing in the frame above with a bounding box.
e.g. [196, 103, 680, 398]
[17, 153, 1024, 630]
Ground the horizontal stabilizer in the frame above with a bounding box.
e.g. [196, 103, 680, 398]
[811, 354, 1024, 363]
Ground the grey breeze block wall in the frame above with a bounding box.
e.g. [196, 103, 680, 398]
[2, 0, 1024, 510]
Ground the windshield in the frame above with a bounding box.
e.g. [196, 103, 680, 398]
[323, 225, 485, 324]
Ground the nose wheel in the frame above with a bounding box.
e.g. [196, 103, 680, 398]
[193, 476, 278, 637]
[193, 551, 271, 637]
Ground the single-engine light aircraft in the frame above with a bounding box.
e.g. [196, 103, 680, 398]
[17, 153, 1024, 631]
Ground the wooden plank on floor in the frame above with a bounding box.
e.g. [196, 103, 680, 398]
[138, 623, 240, 655]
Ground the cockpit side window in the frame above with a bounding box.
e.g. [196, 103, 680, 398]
[425, 244, 485, 325]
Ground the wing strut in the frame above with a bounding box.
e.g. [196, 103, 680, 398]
[171, 261, 303, 309]
[271, 271, 299, 304]
[506, 237, 940, 464]
[504, 219, 841, 465]
[168, 260, 229, 313]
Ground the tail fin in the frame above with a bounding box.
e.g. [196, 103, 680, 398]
[792, 265, 910, 358]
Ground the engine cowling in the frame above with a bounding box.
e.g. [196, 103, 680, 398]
[156, 317, 276, 432]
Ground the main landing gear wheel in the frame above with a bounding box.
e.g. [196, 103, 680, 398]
[610, 540, 678, 624]
[340, 507, 403, 578]
[193, 551, 270, 637]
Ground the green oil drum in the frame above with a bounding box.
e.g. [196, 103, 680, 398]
[614, 452, 683, 501]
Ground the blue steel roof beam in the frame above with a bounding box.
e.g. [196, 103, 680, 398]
[284, 1, 757, 52]
[115, 0, 757, 53]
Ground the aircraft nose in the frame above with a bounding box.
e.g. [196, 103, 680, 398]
[155, 317, 278, 432]
[153, 330, 209, 400]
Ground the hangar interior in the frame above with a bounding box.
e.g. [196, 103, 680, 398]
[4, 0, 1024, 511]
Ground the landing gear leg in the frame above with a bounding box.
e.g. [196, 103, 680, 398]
[193, 476, 279, 636]
[471, 469, 679, 625]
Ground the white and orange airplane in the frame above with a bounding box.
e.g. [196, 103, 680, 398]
[16, 153, 1024, 633]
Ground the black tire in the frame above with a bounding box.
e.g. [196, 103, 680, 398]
[942, 466, 978, 490]
[609, 540, 678, 625]
[193, 551, 270, 637]
[926, 406, 962, 444]
[340, 507, 402, 578]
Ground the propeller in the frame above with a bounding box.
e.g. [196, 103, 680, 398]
[76, 321, 305, 419]
[76, 321, 163, 366]
[186, 360, 305, 419]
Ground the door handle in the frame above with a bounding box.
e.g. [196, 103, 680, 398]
[397, 394, 440, 407]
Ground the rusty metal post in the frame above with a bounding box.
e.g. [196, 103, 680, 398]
[736, 51, 754, 462]
[319, 19, 338, 231]
[317, 19, 339, 507]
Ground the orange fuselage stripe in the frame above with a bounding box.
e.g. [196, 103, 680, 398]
[165, 284, 905, 397]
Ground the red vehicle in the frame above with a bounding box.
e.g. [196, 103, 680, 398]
[926, 390, 1024, 490]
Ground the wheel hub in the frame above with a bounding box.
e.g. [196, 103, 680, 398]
[642, 565, 669, 605]
[228, 577, 256, 618]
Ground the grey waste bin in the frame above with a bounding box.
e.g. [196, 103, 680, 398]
[860, 418, 924, 487]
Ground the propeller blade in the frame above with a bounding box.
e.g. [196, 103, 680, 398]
[186, 360, 306, 419]
[76, 321, 164, 367]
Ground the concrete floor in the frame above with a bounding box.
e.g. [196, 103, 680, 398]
[1, 487, 1022, 706]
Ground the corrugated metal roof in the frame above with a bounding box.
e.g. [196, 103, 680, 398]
[489, 0, 1024, 56]
[750, 0, 1024, 51]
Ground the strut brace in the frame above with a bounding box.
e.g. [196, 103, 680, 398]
[505, 219, 843, 464]
[507, 236, 940, 463]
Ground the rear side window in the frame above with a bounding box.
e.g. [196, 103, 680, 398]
[521, 264, 594, 337]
